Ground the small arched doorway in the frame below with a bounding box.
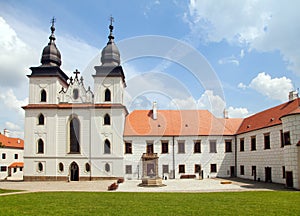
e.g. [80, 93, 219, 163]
[70, 162, 79, 181]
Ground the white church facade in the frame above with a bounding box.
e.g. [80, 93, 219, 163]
[23, 20, 300, 189]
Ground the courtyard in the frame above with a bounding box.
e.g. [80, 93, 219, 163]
[0, 178, 290, 194]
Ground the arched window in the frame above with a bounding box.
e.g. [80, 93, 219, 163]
[85, 163, 90, 172]
[104, 139, 111, 154]
[105, 163, 110, 172]
[37, 139, 44, 154]
[73, 89, 79, 100]
[38, 113, 45, 125]
[69, 117, 80, 153]
[58, 163, 64, 172]
[105, 89, 111, 102]
[37, 162, 43, 172]
[41, 89, 47, 102]
[104, 114, 111, 125]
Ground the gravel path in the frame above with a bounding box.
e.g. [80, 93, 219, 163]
[0, 178, 288, 196]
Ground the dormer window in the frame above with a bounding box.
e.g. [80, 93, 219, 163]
[105, 89, 111, 102]
[41, 89, 47, 102]
[73, 89, 79, 100]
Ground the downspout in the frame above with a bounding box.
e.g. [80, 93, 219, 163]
[89, 109, 92, 181]
[235, 136, 237, 177]
[172, 136, 175, 179]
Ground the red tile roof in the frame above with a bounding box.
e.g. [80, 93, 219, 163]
[124, 110, 243, 136]
[237, 98, 300, 134]
[0, 133, 24, 149]
[8, 162, 24, 168]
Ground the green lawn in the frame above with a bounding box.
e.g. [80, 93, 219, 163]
[0, 191, 299, 215]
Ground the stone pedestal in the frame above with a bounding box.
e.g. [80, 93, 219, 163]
[140, 153, 164, 187]
[141, 177, 163, 186]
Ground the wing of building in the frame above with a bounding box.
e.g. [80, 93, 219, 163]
[0, 133, 24, 180]
[22, 20, 300, 189]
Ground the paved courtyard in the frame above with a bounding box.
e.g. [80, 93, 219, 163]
[0, 178, 289, 195]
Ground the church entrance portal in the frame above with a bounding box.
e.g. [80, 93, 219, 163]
[70, 162, 79, 181]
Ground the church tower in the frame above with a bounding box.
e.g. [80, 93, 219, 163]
[23, 18, 127, 181]
[90, 18, 127, 178]
[28, 19, 69, 104]
[93, 17, 126, 104]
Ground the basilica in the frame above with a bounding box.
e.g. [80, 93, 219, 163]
[23, 20, 300, 190]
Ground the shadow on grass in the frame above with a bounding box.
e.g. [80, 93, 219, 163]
[0, 188, 23, 194]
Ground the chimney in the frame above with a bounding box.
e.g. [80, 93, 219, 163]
[3, 129, 9, 137]
[223, 109, 228, 119]
[152, 101, 157, 120]
[289, 91, 298, 101]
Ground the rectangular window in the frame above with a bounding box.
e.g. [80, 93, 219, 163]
[20, 167, 23, 172]
[13, 168, 17, 173]
[225, 140, 232, 152]
[2, 153, 6, 159]
[240, 138, 244, 152]
[162, 165, 169, 174]
[194, 164, 201, 173]
[14, 154, 18, 159]
[178, 141, 185, 153]
[0, 166, 7, 172]
[264, 133, 270, 149]
[210, 164, 217, 173]
[251, 136, 256, 151]
[179, 164, 185, 173]
[240, 165, 245, 175]
[125, 165, 132, 174]
[146, 142, 154, 154]
[209, 140, 217, 153]
[284, 131, 291, 145]
[161, 141, 169, 154]
[194, 140, 201, 153]
[280, 130, 284, 147]
[125, 142, 132, 154]
[282, 166, 286, 179]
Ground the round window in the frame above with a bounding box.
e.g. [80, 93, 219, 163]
[58, 163, 64, 172]
[105, 163, 110, 172]
[38, 162, 43, 172]
[85, 163, 90, 172]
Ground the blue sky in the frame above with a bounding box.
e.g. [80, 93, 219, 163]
[0, 0, 299, 138]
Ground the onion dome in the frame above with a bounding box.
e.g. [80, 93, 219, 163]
[101, 17, 120, 66]
[41, 18, 62, 66]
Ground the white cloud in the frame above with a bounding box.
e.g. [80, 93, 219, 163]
[5, 121, 21, 131]
[218, 56, 239, 66]
[169, 90, 249, 118]
[0, 89, 28, 117]
[238, 82, 247, 90]
[169, 96, 197, 110]
[197, 90, 225, 116]
[240, 49, 245, 58]
[227, 106, 249, 118]
[0, 17, 36, 86]
[249, 72, 293, 102]
[187, 0, 300, 75]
